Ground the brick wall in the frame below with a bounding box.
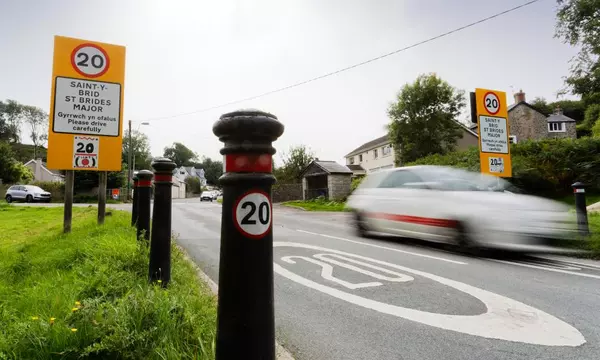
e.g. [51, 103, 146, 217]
[327, 174, 352, 201]
[272, 183, 303, 203]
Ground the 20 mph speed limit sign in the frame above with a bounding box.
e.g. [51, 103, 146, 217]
[234, 190, 272, 239]
[483, 92, 500, 115]
[71, 43, 110, 78]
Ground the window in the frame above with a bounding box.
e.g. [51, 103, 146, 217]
[382, 144, 391, 156]
[348, 157, 355, 165]
[509, 135, 517, 144]
[373, 149, 378, 159]
[358, 154, 363, 162]
[180, 171, 186, 175]
[379, 170, 424, 189]
[548, 122, 565, 132]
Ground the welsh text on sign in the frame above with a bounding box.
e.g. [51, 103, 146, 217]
[479, 116, 508, 154]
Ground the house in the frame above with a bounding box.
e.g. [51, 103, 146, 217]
[171, 175, 187, 199]
[470, 90, 577, 143]
[300, 159, 353, 201]
[174, 166, 207, 186]
[344, 122, 479, 176]
[24, 159, 64, 182]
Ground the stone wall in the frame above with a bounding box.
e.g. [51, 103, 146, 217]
[272, 183, 303, 203]
[547, 122, 577, 139]
[327, 174, 352, 201]
[508, 105, 548, 142]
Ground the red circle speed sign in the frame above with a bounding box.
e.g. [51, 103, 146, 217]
[70, 43, 110, 78]
[233, 190, 273, 239]
[483, 92, 500, 115]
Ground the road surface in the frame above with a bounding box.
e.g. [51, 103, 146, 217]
[171, 199, 600, 360]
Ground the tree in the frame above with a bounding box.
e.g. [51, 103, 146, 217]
[555, 0, 600, 103]
[192, 156, 223, 186]
[163, 142, 198, 167]
[0, 100, 23, 143]
[21, 105, 48, 159]
[185, 176, 202, 194]
[273, 145, 315, 183]
[122, 129, 152, 171]
[0, 141, 33, 183]
[387, 73, 465, 165]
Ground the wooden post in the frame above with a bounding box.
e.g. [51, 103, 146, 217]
[98, 171, 107, 225]
[64, 170, 74, 234]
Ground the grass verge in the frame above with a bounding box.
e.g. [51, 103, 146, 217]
[587, 212, 600, 258]
[282, 198, 348, 212]
[0, 203, 216, 359]
[555, 193, 600, 209]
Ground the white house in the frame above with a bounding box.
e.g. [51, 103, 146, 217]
[174, 166, 207, 186]
[171, 175, 187, 199]
[24, 159, 64, 182]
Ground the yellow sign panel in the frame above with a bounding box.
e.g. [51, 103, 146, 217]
[46, 36, 126, 171]
[475, 88, 512, 178]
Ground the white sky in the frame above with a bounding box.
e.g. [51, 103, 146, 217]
[0, 0, 579, 165]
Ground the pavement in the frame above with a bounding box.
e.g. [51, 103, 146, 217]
[17, 199, 600, 359]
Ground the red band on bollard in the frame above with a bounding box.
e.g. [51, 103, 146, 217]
[154, 174, 172, 182]
[225, 154, 272, 173]
[138, 180, 152, 187]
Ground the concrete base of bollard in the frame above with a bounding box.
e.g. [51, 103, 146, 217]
[176, 244, 295, 360]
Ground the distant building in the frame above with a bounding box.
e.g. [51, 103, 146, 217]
[24, 159, 64, 182]
[174, 166, 207, 186]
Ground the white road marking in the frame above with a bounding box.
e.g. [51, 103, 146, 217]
[274, 242, 586, 346]
[313, 254, 414, 283]
[490, 259, 600, 280]
[296, 229, 467, 265]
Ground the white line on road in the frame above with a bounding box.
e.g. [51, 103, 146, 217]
[489, 259, 600, 280]
[296, 229, 467, 265]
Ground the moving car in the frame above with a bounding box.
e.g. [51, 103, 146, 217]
[346, 165, 578, 253]
[5, 185, 52, 203]
[200, 191, 215, 202]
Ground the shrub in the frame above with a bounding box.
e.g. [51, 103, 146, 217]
[30, 181, 65, 202]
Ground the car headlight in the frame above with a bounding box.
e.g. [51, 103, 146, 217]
[35, 193, 40, 196]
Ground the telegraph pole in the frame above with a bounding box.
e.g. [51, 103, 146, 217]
[127, 119, 133, 201]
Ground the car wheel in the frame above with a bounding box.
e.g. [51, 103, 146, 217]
[5, 195, 12, 203]
[26, 195, 33, 203]
[354, 211, 371, 238]
[454, 221, 480, 255]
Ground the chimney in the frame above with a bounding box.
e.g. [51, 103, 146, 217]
[513, 89, 526, 104]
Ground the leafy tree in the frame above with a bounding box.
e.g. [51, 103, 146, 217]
[163, 142, 198, 167]
[387, 73, 465, 165]
[21, 105, 48, 159]
[555, 0, 600, 103]
[192, 156, 223, 186]
[0, 141, 33, 183]
[0, 100, 23, 143]
[185, 176, 202, 194]
[122, 129, 152, 171]
[273, 145, 315, 183]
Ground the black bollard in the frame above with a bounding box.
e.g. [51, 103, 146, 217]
[213, 109, 284, 360]
[131, 174, 139, 227]
[136, 170, 153, 243]
[572, 182, 590, 236]
[148, 158, 177, 287]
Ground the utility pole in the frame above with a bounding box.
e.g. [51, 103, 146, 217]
[127, 119, 133, 201]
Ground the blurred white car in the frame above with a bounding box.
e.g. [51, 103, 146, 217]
[5, 185, 52, 203]
[200, 191, 215, 202]
[346, 165, 579, 253]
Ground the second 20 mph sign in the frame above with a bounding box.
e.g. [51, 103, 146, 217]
[234, 190, 272, 239]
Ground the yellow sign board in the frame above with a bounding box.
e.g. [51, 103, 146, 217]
[475, 88, 512, 178]
[46, 36, 126, 171]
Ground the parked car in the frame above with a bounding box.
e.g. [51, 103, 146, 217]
[346, 165, 579, 253]
[200, 191, 214, 202]
[5, 185, 52, 203]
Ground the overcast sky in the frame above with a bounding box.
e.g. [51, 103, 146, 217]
[0, 0, 578, 165]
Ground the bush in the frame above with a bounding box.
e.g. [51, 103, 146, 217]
[408, 138, 600, 197]
[30, 180, 65, 202]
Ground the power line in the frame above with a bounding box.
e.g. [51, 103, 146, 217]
[143, 0, 543, 122]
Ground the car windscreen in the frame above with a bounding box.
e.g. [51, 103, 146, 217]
[27, 186, 44, 192]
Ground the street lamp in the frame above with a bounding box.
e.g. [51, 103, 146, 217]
[127, 121, 150, 201]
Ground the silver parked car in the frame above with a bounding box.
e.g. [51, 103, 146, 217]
[5, 185, 52, 203]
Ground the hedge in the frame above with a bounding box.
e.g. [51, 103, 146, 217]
[407, 138, 600, 197]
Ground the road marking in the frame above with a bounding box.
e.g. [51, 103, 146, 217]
[296, 229, 467, 265]
[489, 259, 600, 280]
[274, 242, 585, 346]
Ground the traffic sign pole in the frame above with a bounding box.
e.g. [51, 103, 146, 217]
[213, 109, 284, 360]
[63, 170, 74, 234]
[98, 171, 107, 225]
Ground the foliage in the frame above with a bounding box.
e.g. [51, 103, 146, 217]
[0, 141, 33, 183]
[122, 129, 152, 171]
[583, 103, 600, 134]
[21, 105, 48, 159]
[73, 170, 126, 191]
[408, 138, 600, 196]
[30, 181, 65, 202]
[387, 73, 465, 165]
[282, 197, 348, 212]
[530, 97, 586, 121]
[593, 113, 600, 137]
[10, 143, 47, 163]
[555, 0, 600, 103]
[273, 145, 315, 184]
[185, 176, 202, 194]
[0, 99, 23, 143]
[350, 176, 365, 193]
[0, 206, 217, 359]
[192, 157, 223, 186]
[164, 142, 198, 167]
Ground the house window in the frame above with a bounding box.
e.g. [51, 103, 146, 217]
[382, 144, 391, 156]
[359, 154, 363, 162]
[348, 157, 355, 165]
[373, 149, 378, 159]
[509, 135, 517, 144]
[548, 122, 565, 132]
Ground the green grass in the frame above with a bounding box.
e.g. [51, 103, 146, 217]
[587, 212, 600, 258]
[282, 198, 349, 212]
[554, 192, 600, 209]
[0, 204, 216, 359]
[216, 198, 222, 204]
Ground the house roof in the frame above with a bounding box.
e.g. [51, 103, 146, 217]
[346, 164, 365, 171]
[345, 135, 390, 158]
[508, 101, 548, 116]
[300, 160, 353, 177]
[24, 159, 63, 177]
[547, 111, 576, 123]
